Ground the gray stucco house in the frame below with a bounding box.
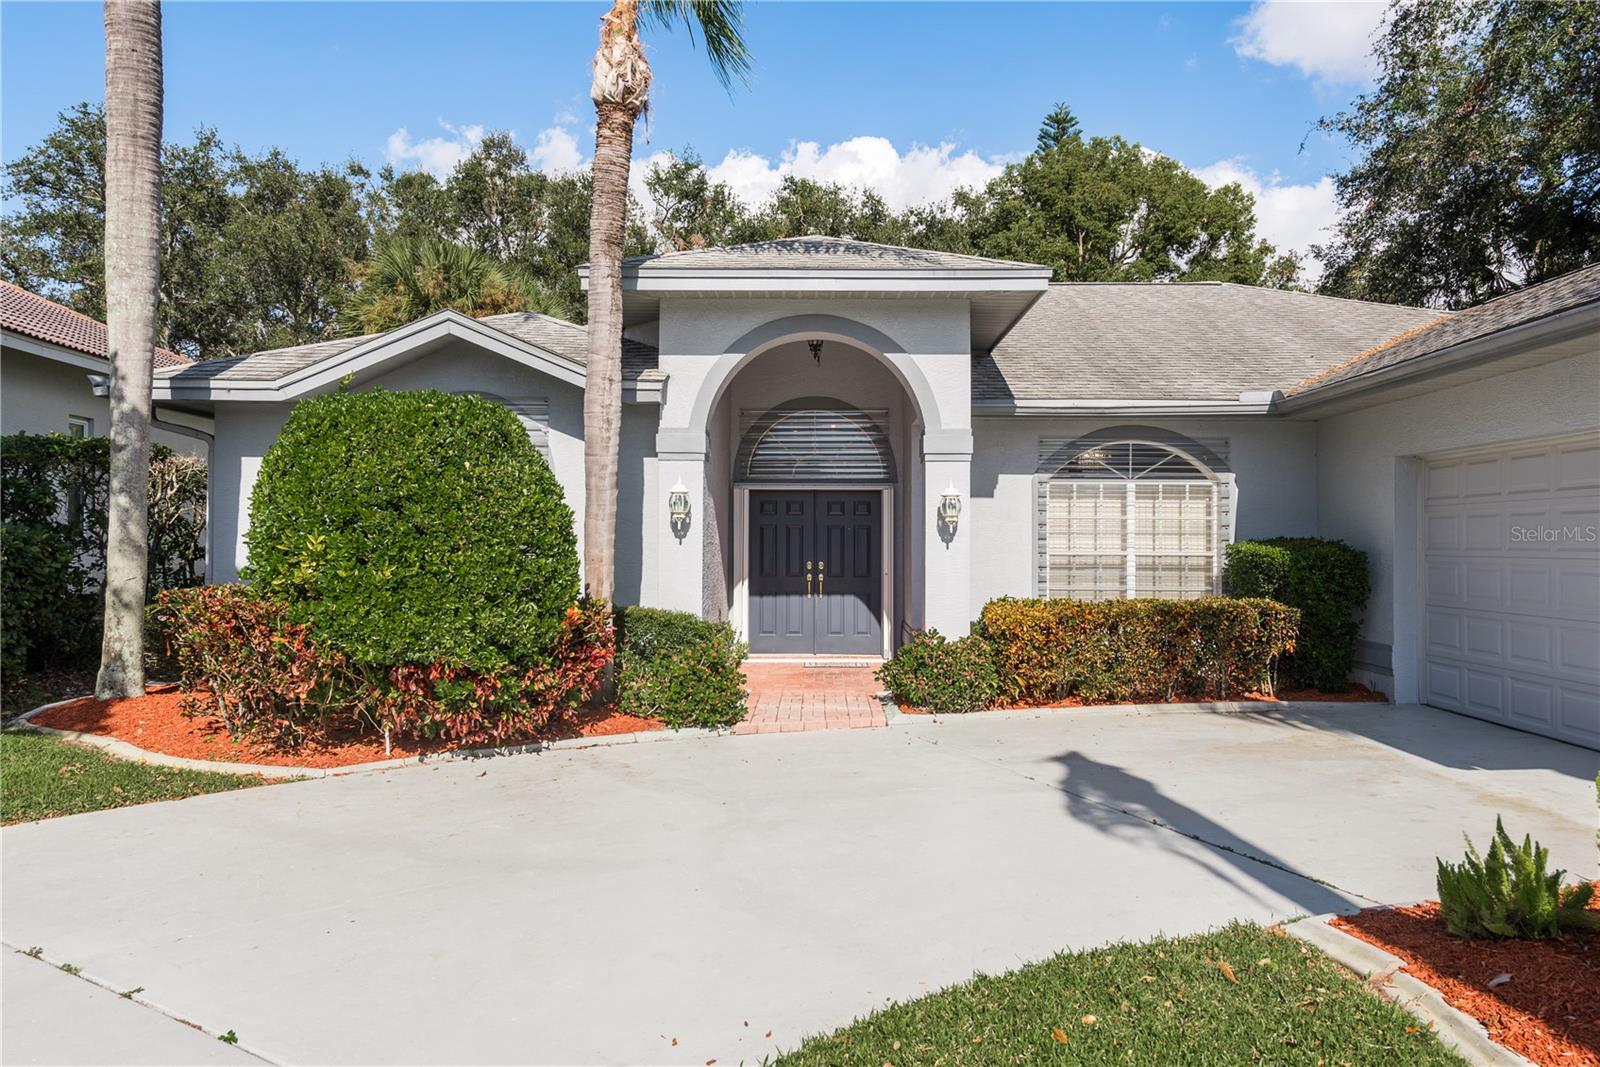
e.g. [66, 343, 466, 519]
[150, 239, 1600, 749]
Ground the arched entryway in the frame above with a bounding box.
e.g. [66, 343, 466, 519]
[736, 399, 895, 654]
[704, 337, 923, 656]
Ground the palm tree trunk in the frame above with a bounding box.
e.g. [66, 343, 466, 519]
[584, 0, 649, 608]
[96, 0, 162, 699]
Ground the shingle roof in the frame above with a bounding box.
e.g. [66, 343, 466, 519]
[1288, 263, 1600, 396]
[620, 236, 1048, 272]
[974, 282, 1443, 402]
[157, 311, 659, 384]
[1, 281, 189, 369]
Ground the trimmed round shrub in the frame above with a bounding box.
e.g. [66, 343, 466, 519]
[1224, 538, 1368, 690]
[246, 390, 578, 670]
[614, 605, 748, 728]
[877, 629, 1000, 714]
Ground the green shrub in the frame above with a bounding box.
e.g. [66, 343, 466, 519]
[245, 390, 578, 671]
[614, 605, 747, 729]
[1224, 538, 1368, 691]
[1436, 817, 1598, 939]
[877, 630, 1000, 713]
[977, 597, 1299, 705]
[1, 433, 205, 678]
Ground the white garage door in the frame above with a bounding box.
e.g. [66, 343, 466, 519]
[1422, 432, 1600, 749]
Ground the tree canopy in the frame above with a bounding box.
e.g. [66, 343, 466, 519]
[3, 101, 1310, 360]
[1315, 0, 1599, 308]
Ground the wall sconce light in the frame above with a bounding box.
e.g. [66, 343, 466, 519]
[808, 338, 824, 365]
[668, 482, 692, 539]
[938, 485, 962, 533]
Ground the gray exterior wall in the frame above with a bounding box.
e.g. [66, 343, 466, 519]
[1314, 350, 1600, 700]
[969, 417, 1320, 613]
[3, 345, 201, 454]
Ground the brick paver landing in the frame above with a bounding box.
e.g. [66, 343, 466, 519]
[734, 659, 888, 734]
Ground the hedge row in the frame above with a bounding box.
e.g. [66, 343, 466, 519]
[1, 433, 206, 679]
[876, 596, 1300, 712]
[978, 597, 1300, 704]
[1223, 538, 1369, 691]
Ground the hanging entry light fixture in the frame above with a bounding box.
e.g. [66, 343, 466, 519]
[808, 339, 824, 365]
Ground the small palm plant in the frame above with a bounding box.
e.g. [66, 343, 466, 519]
[1436, 817, 1596, 938]
[341, 237, 566, 336]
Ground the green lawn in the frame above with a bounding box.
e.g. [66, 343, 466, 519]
[773, 922, 1464, 1066]
[1, 730, 265, 825]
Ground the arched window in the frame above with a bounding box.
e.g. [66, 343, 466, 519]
[1038, 432, 1229, 601]
[735, 399, 895, 484]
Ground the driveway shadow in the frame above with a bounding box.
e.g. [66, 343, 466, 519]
[1053, 749, 1362, 917]
[1221, 703, 1600, 780]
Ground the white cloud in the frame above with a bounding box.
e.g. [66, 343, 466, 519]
[644, 136, 1010, 214]
[384, 119, 587, 179]
[1231, 1, 1388, 84]
[1191, 157, 1337, 272]
[530, 126, 584, 175]
[384, 121, 486, 179]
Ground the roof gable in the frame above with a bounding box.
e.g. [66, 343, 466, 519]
[611, 236, 1048, 273]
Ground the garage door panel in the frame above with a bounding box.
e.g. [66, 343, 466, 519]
[1508, 678, 1555, 728]
[1556, 442, 1600, 490]
[1425, 513, 1461, 550]
[1465, 669, 1506, 716]
[1423, 433, 1600, 750]
[1557, 566, 1600, 619]
[1559, 623, 1600, 673]
[1558, 688, 1600, 747]
[1464, 563, 1505, 607]
[1505, 450, 1554, 493]
[1426, 610, 1463, 654]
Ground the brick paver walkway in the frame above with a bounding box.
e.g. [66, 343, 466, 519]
[733, 659, 888, 734]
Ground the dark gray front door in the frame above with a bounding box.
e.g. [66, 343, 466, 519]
[749, 490, 882, 655]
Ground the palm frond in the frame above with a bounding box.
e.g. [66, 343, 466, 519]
[641, 0, 751, 90]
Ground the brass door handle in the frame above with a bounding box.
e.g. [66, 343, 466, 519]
[817, 565, 824, 597]
[806, 561, 813, 597]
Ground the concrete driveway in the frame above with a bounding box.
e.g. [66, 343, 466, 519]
[3, 702, 1594, 1066]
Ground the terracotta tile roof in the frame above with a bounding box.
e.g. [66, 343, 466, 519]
[0, 280, 189, 369]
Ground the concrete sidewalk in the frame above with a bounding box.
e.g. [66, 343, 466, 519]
[3, 702, 1593, 1065]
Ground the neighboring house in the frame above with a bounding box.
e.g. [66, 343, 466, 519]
[1, 280, 203, 454]
[151, 239, 1600, 749]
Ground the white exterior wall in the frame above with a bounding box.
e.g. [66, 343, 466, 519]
[2, 345, 202, 454]
[969, 417, 1320, 612]
[204, 340, 658, 600]
[1314, 351, 1600, 700]
[651, 297, 973, 633]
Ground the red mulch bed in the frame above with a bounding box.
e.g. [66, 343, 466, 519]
[30, 686, 664, 769]
[898, 682, 1387, 714]
[1332, 896, 1600, 1067]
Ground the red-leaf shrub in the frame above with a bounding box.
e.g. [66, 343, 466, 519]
[372, 601, 614, 744]
[156, 589, 614, 748]
[976, 596, 1299, 705]
[153, 584, 363, 746]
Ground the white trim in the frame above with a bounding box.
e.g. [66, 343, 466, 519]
[731, 484, 896, 658]
[977, 396, 1279, 417]
[2, 331, 111, 372]
[151, 310, 664, 405]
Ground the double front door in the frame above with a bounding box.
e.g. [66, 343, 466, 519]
[748, 490, 883, 655]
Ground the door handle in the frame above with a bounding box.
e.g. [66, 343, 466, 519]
[806, 560, 813, 597]
[817, 563, 824, 597]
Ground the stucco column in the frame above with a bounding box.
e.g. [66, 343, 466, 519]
[653, 428, 708, 616]
[922, 428, 974, 635]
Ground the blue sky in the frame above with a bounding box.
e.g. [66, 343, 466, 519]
[1, 1, 1391, 260]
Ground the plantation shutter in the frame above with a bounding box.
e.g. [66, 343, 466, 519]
[736, 405, 894, 484]
[503, 397, 551, 459]
[1035, 433, 1230, 600]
